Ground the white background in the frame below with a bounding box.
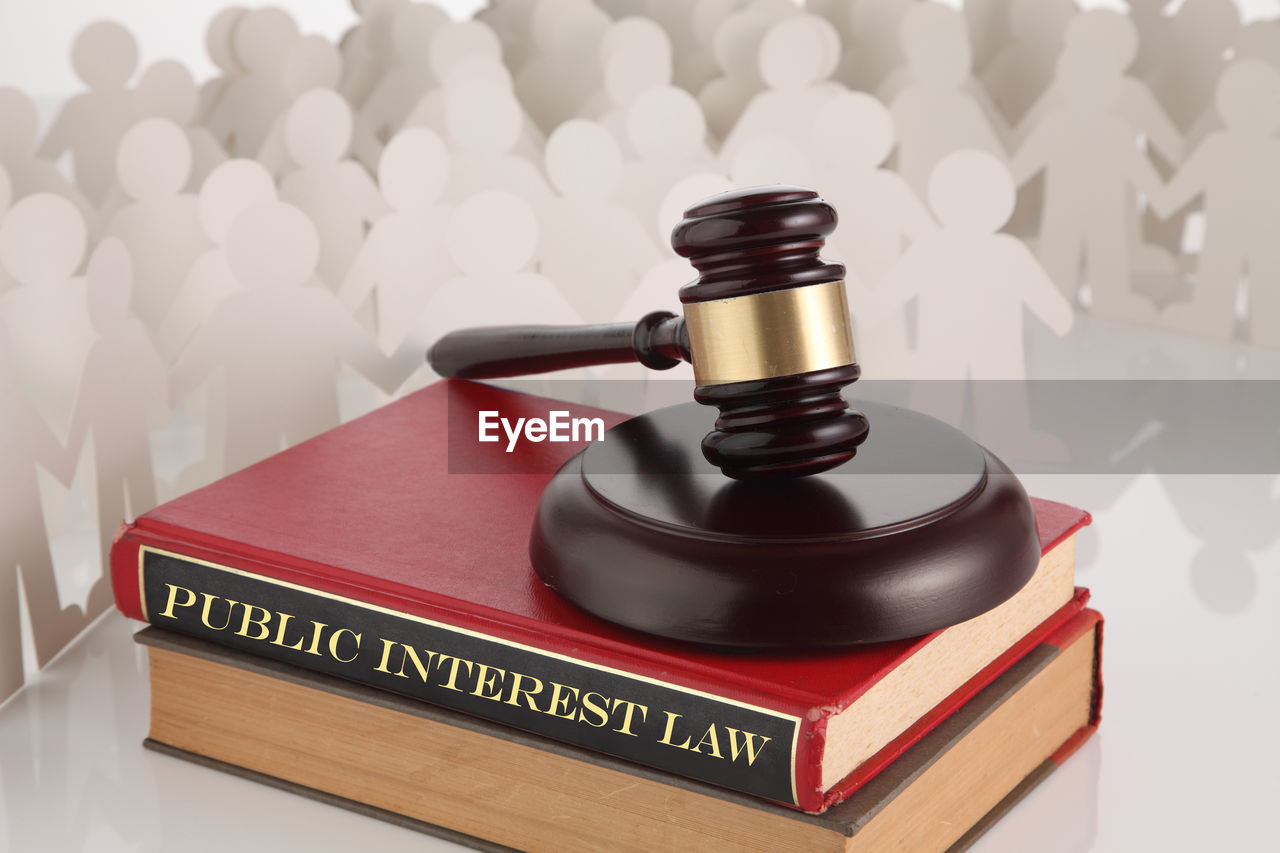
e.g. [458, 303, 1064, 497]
[0, 2, 1278, 852]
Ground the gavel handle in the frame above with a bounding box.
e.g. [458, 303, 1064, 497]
[428, 311, 690, 379]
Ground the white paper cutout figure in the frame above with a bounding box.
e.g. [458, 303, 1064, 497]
[887, 4, 1008, 197]
[339, 0, 411, 109]
[280, 89, 388, 290]
[980, 0, 1080, 125]
[1016, 11, 1182, 167]
[1234, 22, 1280, 73]
[0, 88, 95, 231]
[669, 0, 735, 97]
[1144, 0, 1241, 252]
[1128, 0, 1172, 82]
[640, 0, 703, 90]
[340, 128, 458, 354]
[720, 14, 844, 166]
[1012, 49, 1166, 321]
[515, 0, 613, 133]
[1148, 0, 1240, 134]
[196, 6, 247, 123]
[104, 118, 211, 336]
[64, 238, 167, 615]
[258, 35, 384, 178]
[0, 321, 81, 698]
[619, 85, 717, 241]
[975, 0, 1080, 238]
[873, 151, 1073, 446]
[699, 6, 792, 143]
[807, 0, 857, 72]
[875, 147, 1067, 373]
[1183, 22, 1280, 144]
[475, 0, 539, 73]
[836, 0, 911, 93]
[404, 53, 547, 167]
[811, 92, 934, 286]
[284, 34, 344, 98]
[39, 20, 139, 206]
[587, 16, 674, 147]
[0, 194, 94, 434]
[206, 7, 301, 156]
[159, 159, 277, 363]
[360, 3, 450, 141]
[880, 4, 1013, 141]
[1150, 60, 1280, 347]
[808, 92, 936, 376]
[727, 133, 817, 188]
[1020, 10, 1184, 270]
[396, 21, 512, 151]
[436, 53, 518, 93]
[172, 201, 415, 474]
[430, 20, 504, 85]
[0, 167, 10, 297]
[444, 84, 554, 209]
[158, 159, 278, 496]
[253, 38, 332, 175]
[540, 119, 660, 321]
[134, 60, 228, 194]
[415, 191, 582, 376]
[963, 0, 1015, 75]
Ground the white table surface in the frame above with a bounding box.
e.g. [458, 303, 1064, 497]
[2, 313, 1278, 852]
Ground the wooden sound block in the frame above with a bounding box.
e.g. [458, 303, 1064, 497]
[530, 401, 1041, 649]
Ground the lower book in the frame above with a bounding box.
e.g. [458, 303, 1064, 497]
[140, 607, 1103, 853]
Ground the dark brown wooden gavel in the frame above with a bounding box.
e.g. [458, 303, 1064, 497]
[428, 186, 869, 479]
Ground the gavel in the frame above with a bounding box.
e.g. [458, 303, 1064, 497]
[428, 186, 870, 479]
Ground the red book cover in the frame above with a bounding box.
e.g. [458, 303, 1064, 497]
[110, 380, 1093, 813]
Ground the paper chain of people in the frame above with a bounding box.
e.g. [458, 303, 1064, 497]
[3, 0, 1278, 700]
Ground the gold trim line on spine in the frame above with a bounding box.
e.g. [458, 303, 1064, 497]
[683, 280, 856, 385]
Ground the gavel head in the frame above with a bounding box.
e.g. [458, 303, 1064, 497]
[672, 186, 869, 479]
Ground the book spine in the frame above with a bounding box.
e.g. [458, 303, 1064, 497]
[110, 531, 813, 809]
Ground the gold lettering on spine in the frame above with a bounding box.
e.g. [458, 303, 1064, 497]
[578, 692, 611, 727]
[546, 682, 580, 719]
[437, 655, 475, 691]
[471, 663, 506, 701]
[504, 672, 545, 711]
[374, 641, 440, 681]
[659, 711, 692, 749]
[157, 584, 196, 619]
[328, 628, 361, 663]
[374, 638, 399, 673]
[236, 603, 272, 640]
[693, 725, 723, 758]
[138, 546, 804, 805]
[200, 594, 236, 630]
[610, 699, 648, 736]
[683, 280, 855, 384]
[399, 646, 437, 681]
[725, 727, 771, 766]
[270, 613, 307, 651]
[303, 621, 328, 656]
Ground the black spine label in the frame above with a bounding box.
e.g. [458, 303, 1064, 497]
[140, 547, 801, 804]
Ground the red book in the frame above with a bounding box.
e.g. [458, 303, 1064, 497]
[110, 380, 1094, 813]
